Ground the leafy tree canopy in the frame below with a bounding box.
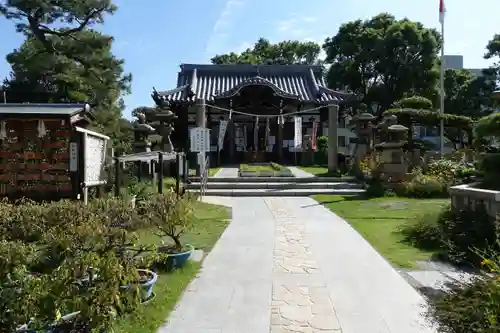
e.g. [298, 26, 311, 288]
[0, 0, 116, 74]
[323, 13, 441, 115]
[1, 0, 133, 151]
[444, 68, 496, 119]
[211, 37, 322, 65]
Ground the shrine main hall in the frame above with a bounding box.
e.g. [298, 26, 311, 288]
[152, 63, 354, 166]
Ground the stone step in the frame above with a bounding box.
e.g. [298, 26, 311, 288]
[186, 182, 363, 190]
[188, 188, 365, 197]
[189, 176, 357, 183]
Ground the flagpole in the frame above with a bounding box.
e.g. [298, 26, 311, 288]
[439, 3, 445, 156]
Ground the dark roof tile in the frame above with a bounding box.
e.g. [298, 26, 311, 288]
[156, 64, 354, 104]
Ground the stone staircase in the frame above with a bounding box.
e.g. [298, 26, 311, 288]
[187, 176, 365, 197]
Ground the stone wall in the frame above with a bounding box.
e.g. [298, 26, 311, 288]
[449, 183, 500, 218]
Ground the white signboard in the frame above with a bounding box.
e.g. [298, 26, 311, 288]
[294, 116, 303, 148]
[189, 127, 211, 152]
[218, 120, 228, 151]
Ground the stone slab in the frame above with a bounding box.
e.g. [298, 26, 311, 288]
[287, 166, 315, 178]
[158, 195, 437, 333]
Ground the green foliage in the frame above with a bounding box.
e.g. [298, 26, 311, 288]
[1, 0, 134, 152]
[477, 153, 500, 190]
[475, 112, 500, 139]
[426, 159, 477, 184]
[365, 179, 386, 198]
[394, 96, 433, 110]
[211, 37, 322, 65]
[439, 205, 500, 265]
[145, 192, 196, 253]
[429, 274, 500, 333]
[398, 169, 448, 198]
[0, 197, 160, 331]
[401, 207, 447, 250]
[404, 204, 500, 266]
[444, 68, 497, 119]
[323, 13, 440, 114]
[383, 108, 473, 129]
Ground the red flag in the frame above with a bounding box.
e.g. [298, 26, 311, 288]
[439, 0, 446, 24]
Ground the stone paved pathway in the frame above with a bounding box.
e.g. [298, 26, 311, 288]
[159, 168, 437, 333]
[287, 166, 315, 178]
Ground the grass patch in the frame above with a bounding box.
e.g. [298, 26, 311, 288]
[297, 166, 344, 177]
[239, 163, 292, 177]
[188, 167, 220, 177]
[239, 163, 276, 172]
[113, 262, 200, 333]
[313, 195, 448, 268]
[114, 201, 231, 333]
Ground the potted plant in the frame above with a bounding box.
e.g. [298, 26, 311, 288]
[146, 191, 195, 271]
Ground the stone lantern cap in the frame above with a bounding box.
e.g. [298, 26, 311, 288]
[388, 124, 408, 132]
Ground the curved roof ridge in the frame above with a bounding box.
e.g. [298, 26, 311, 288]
[214, 75, 300, 100]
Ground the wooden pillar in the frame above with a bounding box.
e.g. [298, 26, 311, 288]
[195, 99, 206, 176]
[228, 120, 235, 164]
[328, 104, 339, 172]
[277, 117, 283, 162]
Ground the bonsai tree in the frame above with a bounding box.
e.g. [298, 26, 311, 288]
[146, 191, 195, 253]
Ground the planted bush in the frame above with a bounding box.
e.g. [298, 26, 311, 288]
[402, 204, 500, 267]
[439, 204, 500, 266]
[0, 198, 155, 332]
[146, 191, 195, 253]
[429, 252, 500, 333]
[426, 159, 477, 185]
[399, 171, 448, 198]
[401, 208, 445, 250]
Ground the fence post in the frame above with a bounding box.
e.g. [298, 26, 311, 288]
[175, 153, 180, 197]
[114, 151, 121, 197]
[158, 152, 164, 194]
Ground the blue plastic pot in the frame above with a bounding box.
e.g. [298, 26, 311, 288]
[157, 244, 194, 271]
[137, 269, 158, 301]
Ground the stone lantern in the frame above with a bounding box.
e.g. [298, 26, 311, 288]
[375, 124, 409, 182]
[350, 112, 376, 175]
[133, 112, 155, 153]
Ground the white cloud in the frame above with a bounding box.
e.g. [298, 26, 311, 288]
[205, 0, 245, 57]
[274, 15, 323, 42]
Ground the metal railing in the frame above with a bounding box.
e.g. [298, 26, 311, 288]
[199, 155, 210, 197]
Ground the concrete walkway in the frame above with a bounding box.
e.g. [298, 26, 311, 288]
[160, 170, 437, 333]
[287, 166, 315, 178]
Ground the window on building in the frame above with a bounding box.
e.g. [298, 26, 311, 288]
[339, 136, 346, 147]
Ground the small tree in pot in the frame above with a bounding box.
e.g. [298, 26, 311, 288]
[146, 191, 196, 270]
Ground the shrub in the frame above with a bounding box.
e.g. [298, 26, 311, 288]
[401, 208, 444, 250]
[0, 198, 151, 331]
[399, 171, 448, 198]
[438, 204, 500, 266]
[429, 251, 500, 333]
[365, 179, 385, 198]
[426, 158, 477, 185]
[429, 275, 500, 333]
[145, 191, 196, 253]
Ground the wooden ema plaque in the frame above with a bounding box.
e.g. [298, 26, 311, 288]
[0, 119, 72, 196]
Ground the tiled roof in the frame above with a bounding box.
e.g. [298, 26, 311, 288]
[155, 64, 354, 104]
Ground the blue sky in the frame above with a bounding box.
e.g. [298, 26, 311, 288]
[0, 0, 499, 118]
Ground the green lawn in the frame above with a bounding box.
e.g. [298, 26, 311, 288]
[313, 195, 448, 268]
[188, 167, 220, 177]
[240, 163, 282, 172]
[298, 166, 347, 177]
[114, 201, 231, 333]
